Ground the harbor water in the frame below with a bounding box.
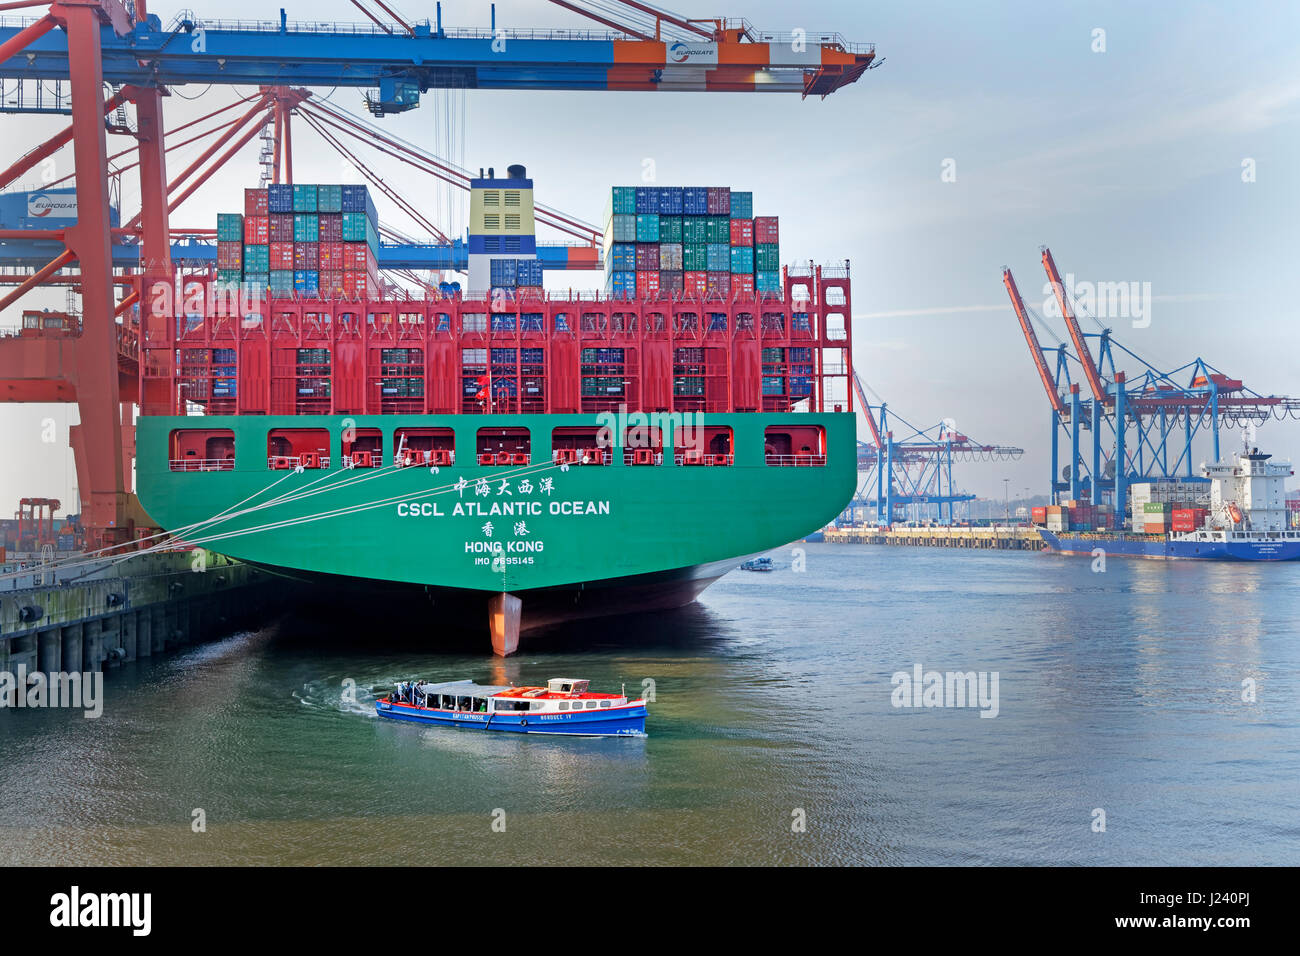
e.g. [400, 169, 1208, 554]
[2, 543, 1297, 865]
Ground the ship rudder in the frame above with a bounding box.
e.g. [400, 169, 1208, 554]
[489, 592, 522, 657]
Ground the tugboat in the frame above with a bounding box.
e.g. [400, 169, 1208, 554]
[739, 556, 774, 572]
[375, 678, 647, 736]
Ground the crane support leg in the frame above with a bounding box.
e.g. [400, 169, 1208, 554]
[56, 2, 125, 547]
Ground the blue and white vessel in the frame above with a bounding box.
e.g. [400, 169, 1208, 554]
[376, 677, 648, 736]
[1038, 443, 1300, 561]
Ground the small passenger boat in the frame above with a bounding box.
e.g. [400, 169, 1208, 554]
[739, 556, 774, 571]
[375, 677, 647, 736]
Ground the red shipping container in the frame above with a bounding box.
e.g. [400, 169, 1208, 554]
[342, 271, 372, 298]
[269, 213, 295, 243]
[216, 240, 242, 269]
[319, 270, 344, 298]
[732, 273, 754, 295]
[244, 188, 268, 217]
[684, 271, 707, 296]
[754, 216, 779, 244]
[705, 272, 730, 296]
[343, 243, 375, 273]
[293, 242, 319, 269]
[269, 241, 294, 270]
[318, 241, 345, 270]
[243, 215, 269, 245]
[318, 213, 343, 243]
[636, 271, 659, 296]
[635, 243, 659, 272]
[1031, 506, 1047, 522]
[729, 218, 754, 246]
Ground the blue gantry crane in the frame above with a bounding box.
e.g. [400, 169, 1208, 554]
[1004, 247, 1300, 514]
[849, 371, 1023, 525]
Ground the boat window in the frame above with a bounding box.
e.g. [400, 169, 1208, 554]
[552, 426, 609, 466]
[587, 701, 598, 709]
[169, 428, 235, 472]
[267, 428, 330, 470]
[531, 701, 544, 711]
[558, 702, 568, 711]
[764, 425, 826, 466]
[600, 700, 611, 708]
[342, 426, 382, 469]
[476, 427, 531, 466]
[393, 427, 454, 467]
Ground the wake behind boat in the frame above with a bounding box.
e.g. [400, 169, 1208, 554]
[375, 677, 648, 736]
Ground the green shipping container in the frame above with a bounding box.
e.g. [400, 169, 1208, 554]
[730, 245, 754, 274]
[317, 184, 343, 213]
[1143, 501, 1172, 514]
[658, 216, 683, 243]
[606, 214, 637, 244]
[293, 214, 319, 243]
[269, 270, 295, 293]
[682, 217, 708, 244]
[243, 244, 270, 273]
[216, 213, 244, 242]
[729, 191, 753, 219]
[215, 268, 242, 288]
[705, 217, 730, 244]
[292, 184, 318, 213]
[635, 213, 659, 243]
[341, 212, 369, 242]
[610, 186, 637, 216]
[683, 243, 708, 272]
[755, 243, 780, 272]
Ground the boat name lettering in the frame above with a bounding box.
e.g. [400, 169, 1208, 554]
[466, 540, 544, 553]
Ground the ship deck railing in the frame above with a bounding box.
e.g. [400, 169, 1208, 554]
[673, 451, 735, 466]
[169, 458, 235, 472]
[764, 453, 827, 466]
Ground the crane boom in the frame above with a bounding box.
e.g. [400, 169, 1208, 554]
[1003, 267, 1066, 415]
[1041, 247, 1109, 404]
[851, 371, 884, 447]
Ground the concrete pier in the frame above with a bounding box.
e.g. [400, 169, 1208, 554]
[1, 549, 281, 689]
[824, 525, 1046, 551]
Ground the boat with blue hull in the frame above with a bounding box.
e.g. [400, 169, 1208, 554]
[1038, 528, 1300, 561]
[375, 678, 647, 736]
[1037, 443, 1300, 562]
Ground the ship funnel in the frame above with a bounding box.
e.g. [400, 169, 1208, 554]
[507, 164, 526, 179]
[488, 167, 495, 178]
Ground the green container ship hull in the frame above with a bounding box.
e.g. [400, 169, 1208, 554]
[136, 412, 856, 651]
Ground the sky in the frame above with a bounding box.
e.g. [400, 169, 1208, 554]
[2, 0, 1299, 515]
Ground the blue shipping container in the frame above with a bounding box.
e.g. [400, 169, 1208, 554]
[730, 245, 754, 274]
[294, 270, 319, 295]
[635, 186, 657, 214]
[657, 187, 684, 215]
[340, 184, 377, 222]
[706, 243, 731, 272]
[729, 191, 753, 219]
[608, 271, 636, 298]
[268, 184, 294, 213]
[755, 270, 781, 293]
[610, 242, 636, 272]
[683, 187, 709, 216]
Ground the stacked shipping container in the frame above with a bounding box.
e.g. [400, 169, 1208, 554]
[215, 184, 380, 299]
[602, 186, 779, 299]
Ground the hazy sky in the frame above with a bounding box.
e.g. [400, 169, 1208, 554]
[2, 0, 1298, 515]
